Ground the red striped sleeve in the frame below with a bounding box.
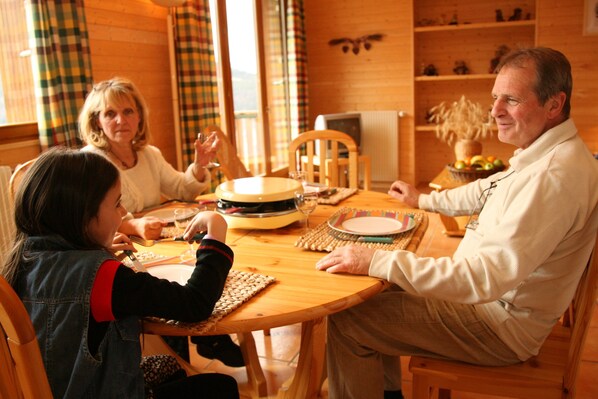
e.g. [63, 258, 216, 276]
[90, 259, 121, 322]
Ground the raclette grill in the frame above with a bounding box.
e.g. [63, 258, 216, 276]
[214, 177, 304, 229]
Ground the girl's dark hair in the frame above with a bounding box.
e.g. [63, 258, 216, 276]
[1, 147, 119, 283]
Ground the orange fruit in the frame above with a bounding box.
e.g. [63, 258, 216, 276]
[486, 155, 496, 163]
[454, 160, 466, 170]
[463, 156, 472, 166]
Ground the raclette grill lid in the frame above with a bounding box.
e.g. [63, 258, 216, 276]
[215, 177, 303, 203]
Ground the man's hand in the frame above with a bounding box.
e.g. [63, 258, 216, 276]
[316, 245, 376, 275]
[388, 180, 421, 208]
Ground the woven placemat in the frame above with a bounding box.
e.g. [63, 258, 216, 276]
[145, 269, 276, 334]
[295, 208, 426, 252]
[317, 187, 358, 205]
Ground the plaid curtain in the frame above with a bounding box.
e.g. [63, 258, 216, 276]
[286, 0, 309, 137]
[173, 0, 220, 171]
[28, 0, 93, 148]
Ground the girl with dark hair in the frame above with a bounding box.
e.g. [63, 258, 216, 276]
[0, 147, 239, 399]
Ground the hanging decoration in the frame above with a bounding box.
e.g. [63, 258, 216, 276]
[328, 33, 384, 55]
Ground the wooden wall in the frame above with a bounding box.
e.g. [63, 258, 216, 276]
[304, 0, 415, 184]
[2, 0, 596, 183]
[304, 0, 598, 186]
[84, 0, 177, 165]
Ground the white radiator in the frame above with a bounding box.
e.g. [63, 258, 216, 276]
[357, 110, 403, 190]
[0, 166, 16, 266]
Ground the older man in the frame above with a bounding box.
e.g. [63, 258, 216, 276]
[316, 47, 598, 399]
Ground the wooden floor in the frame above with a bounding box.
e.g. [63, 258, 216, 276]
[187, 210, 598, 399]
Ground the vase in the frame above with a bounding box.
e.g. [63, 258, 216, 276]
[454, 139, 482, 161]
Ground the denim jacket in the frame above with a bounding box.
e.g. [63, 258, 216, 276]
[16, 235, 144, 398]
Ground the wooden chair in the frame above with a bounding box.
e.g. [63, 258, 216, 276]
[409, 233, 598, 399]
[201, 125, 251, 181]
[0, 275, 53, 399]
[8, 158, 36, 202]
[289, 129, 371, 190]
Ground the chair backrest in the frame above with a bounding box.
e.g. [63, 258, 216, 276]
[0, 275, 53, 398]
[289, 129, 360, 189]
[562, 232, 598, 397]
[8, 158, 36, 203]
[202, 125, 252, 181]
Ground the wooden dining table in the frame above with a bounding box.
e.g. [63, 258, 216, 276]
[138, 189, 428, 399]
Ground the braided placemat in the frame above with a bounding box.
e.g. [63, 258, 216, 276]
[317, 187, 358, 205]
[295, 208, 426, 252]
[145, 269, 276, 334]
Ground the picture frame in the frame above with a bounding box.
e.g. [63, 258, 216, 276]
[583, 0, 598, 36]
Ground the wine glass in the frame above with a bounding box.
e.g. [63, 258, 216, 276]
[289, 170, 307, 188]
[174, 207, 199, 262]
[197, 131, 220, 169]
[294, 191, 318, 232]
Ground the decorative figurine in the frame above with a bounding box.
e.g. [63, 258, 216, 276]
[453, 60, 469, 75]
[489, 45, 510, 73]
[449, 13, 458, 25]
[495, 9, 505, 22]
[508, 8, 522, 21]
[422, 64, 438, 76]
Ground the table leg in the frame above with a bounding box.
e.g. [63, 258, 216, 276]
[277, 317, 326, 399]
[438, 214, 466, 237]
[238, 332, 268, 398]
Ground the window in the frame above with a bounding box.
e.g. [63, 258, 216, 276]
[210, 0, 291, 176]
[0, 0, 36, 126]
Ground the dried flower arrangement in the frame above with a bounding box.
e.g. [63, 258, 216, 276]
[428, 95, 494, 147]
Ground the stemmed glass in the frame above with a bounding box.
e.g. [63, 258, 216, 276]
[174, 207, 200, 262]
[294, 191, 318, 233]
[197, 131, 220, 169]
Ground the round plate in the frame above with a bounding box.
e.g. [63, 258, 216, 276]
[143, 207, 198, 224]
[215, 177, 302, 203]
[328, 210, 416, 236]
[146, 264, 193, 284]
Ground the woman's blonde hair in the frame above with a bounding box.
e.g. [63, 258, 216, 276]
[78, 77, 151, 151]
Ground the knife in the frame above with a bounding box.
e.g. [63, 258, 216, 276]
[130, 233, 206, 247]
[329, 231, 394, 244]
[124, 250, 147, 272]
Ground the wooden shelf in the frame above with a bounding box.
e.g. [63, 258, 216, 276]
[415, 74, 497, 82]
[414, 20, 535, 33]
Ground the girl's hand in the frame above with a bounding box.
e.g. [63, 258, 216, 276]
[315, 245, 376, 275]
[110, 232, 135, 255]
[182, 211, 227, 243]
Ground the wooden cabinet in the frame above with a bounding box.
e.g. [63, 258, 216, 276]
[413, 0, 536, 183]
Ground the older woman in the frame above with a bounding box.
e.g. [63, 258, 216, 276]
[79, 77, 219, 240]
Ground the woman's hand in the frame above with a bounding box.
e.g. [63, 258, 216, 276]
[183, 211, 228, 243]
[315, 245, 376, 275]
[194, 132, 220, 169]
[123, 217, 167, 240]
[388, 180, 421, 208]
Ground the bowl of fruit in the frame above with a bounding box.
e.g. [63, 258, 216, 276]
[447, 155, 505, 182]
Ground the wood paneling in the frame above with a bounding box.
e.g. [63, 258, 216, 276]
[305, 0, 598, 186]
[2, 0, 596, 182]
[304, 0, 415, 185]
[84, 0, 178, 166]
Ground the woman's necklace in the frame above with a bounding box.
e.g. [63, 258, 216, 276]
[109, 149, 137, 169]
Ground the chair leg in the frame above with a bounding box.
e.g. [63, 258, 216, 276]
[263, 328, 271, 336]
[412, 375, 433, 399]
[438, 388, 451, 399]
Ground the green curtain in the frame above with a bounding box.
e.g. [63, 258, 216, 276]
[28, 0, 93, 148]
[173, 0, 220, 171]
[286, 0, 309, 137]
